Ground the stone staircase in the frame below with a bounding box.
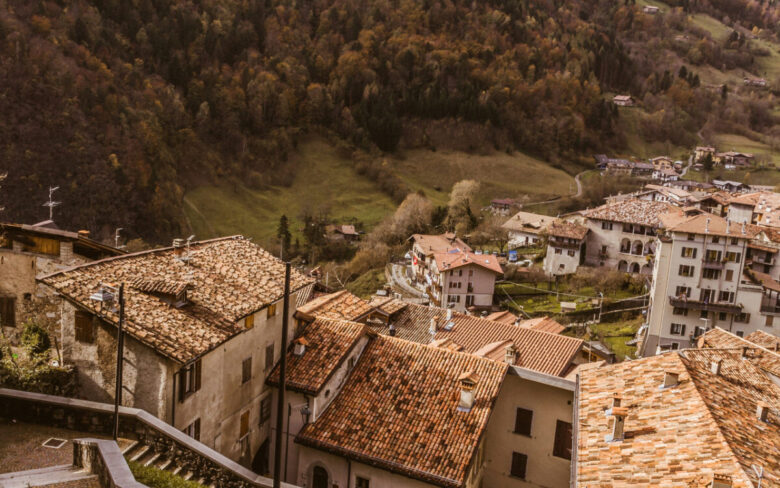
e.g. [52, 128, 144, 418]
[122, 441, 210, 486]
[0, 464, 97, 488]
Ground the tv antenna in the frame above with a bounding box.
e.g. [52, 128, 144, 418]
[42, 186, 61, 221]
[114, 228, 125, 249]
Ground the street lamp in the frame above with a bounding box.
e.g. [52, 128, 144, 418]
[90, 282, 125, 440]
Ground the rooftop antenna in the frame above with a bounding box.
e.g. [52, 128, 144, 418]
[114, 228, 124, 249]
[42, 186, 60, 221]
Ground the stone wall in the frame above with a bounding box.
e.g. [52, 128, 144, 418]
[0, 388, 298, 488]
[73, 438, 147, 488]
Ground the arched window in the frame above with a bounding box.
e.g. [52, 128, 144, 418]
[618, 260, 628, 272]
[312, 466, 329, 488]
[632, 240, 643, 255]
[630, 262, 641, 274]
[620, 238, 631, 253]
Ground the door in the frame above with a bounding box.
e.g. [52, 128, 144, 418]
[312, 466, 328, 488]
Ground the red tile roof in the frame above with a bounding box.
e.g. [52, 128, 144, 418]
[518, 316, 565, 334]
[266, 317, 367, 395]
[410, 233, 471, 257]
[582, 199, 682, 227]
[432, 250, 503, 275]
[297, 290, 375, 321]
[483, 310, 518, 324]
[39, 237, 314, 363]
[666, 213, 761, 238]
[548, 221, 589, 240]
[745, 330, 780, 351]
[577, 348, 780, 487]
[698, 327, 780, 377]
[296, 335, 507, 488]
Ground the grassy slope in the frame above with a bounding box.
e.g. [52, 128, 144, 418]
[184, 138, 576, 243]
[183, 138, 397, 244]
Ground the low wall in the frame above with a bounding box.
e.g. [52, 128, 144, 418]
[0, 388, 298, 488]
[74, 439, 146, 488]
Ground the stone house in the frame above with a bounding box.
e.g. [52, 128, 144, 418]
[409, 233, 471, 287]
[38, 236, 314, 471]
[0, 221, 123, 339]
[543, 221, 589, 276]
[502, 211, 556, 249]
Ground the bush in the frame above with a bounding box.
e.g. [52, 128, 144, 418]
[21, 321, 51, 356]
[129, 461, 204, 488]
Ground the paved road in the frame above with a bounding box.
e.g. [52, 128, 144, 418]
[524, 169, 588, 207]
[387, 264, 425, 298]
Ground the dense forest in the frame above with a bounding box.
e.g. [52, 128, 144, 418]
[0, 0, 778, 242]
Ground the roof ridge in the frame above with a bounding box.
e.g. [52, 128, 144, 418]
[378, 333, 511, 372]
[703, 327, 780, 360]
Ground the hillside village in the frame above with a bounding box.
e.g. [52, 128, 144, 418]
[2, 138, 780, 488]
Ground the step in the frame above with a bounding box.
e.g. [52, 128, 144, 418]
[182, 471, 194, 481]
[158, 458, 173, 471]
[0, 465, 96, 488]
[121, 440, 140, 455]
[143, 452, 162, 467]
[171, 465, 183, 476]
[196, 478, 205, 485]
[129, 444, 151, 462]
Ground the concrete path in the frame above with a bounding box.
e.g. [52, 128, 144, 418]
[0, 465, 96, 488]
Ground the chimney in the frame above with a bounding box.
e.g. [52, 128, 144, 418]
[430, 316, 439, 335]
[606, 406, 628, 442]
[711, 474, 733, 488]
[504, 344, 516, 365]
[710, 359, 723, 375]
[293, 337, 308, 356]
[457, 371, 479, 413]
[773, 342, 779, 352]
[611, 394, 622, 409]
[757, 402, 770, 422]
[742, 346, 749, 359]
[705, 218, 710, 234]
[662, 371, 679, 389]
[78, 230, 90, 238]
[446, 308, 453, 320]
[389, 323, 396, 337]
[173, 238, 184, 257]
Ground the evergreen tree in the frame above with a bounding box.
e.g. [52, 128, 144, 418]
[277, 214, 291, 258]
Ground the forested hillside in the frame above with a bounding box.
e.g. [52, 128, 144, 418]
[0, 0, 778, 242]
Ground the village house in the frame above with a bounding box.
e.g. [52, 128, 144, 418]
[490, 198, 517, 216]
[502, 211, 556, 248]
[693, 146, 716, 162]
[649, 156, 674, 172]
[0, 221, 123, 338]
[728, 191, 780, 228]
[612, 95, 635, 107]
[652, 168, 679, 182]
[743, 77, 769, 88]
[409, 233, 471, 287]
[37, 236, 315, 471]
[326, 224, 360, 242]
[642, 5, 660, 14]
[543, 221, 589, 276]
[428, 250, 503, 312]
[641, 213, 769, 354]
[286, 291, 585, 488]
[713, 179, 751, 193]
[574, 340, 779, 487]
[572, 199, 682, 274]
[716, 151, 754, 168]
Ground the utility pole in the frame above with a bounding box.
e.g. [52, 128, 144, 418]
[273, 263, 291, 488]
[114, 283, 125, 440]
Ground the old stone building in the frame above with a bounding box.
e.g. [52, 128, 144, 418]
[38, 236, 314, 471]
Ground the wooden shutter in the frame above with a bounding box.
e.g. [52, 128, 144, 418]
[514, 408, 533, 436]
[193, 418, 201, 441]
[74, 311, 94, 343]
[194, 359, 202, 391]
[242, 357, 252, 383]
[178, 368, 186, 402]
[265, 344, 274, 370]
[553, 420, 573, 460]
[0, 297, 15, 327]
[245, 314, 254, 329]
[240, 411, 249, 438]
[510, 452, 527, 479]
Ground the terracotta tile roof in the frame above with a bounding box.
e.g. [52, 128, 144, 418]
[666, 213, 761, 238]
[548, 220, 588, 240]
[432, 250, 503, 275]
[698, 327, 780, 377]
[576, 349, 780, 487]
[501, 211, 556, 234]
[582, 199, 682, 227]
[367, 295, 409, 315]
[38, 237, 314, 363]
[266, 317, 367, 395]
[744, 269, 780, 293]
[296, 335, 507, 488]
[483, 310, 518, 324]
[518, 316, 565, 334]
[410, 233, 471, 256]
[297, 290, 375, 321]
[382, 302, 581, 376]
[745, 330, 780, 351]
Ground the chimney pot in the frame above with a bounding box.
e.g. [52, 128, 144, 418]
[389, 323, 396, 337]
[741, 346, 749, 359]
[446, 309, 453, 320]
[757, 402, 770, 422]
[607, 406, 628, 442]
[710, 359, 723, 375]
[711, 474, 733, 488]
[78, 230, 90, 238]
[293, 337, 308, 356]
[662, 371, 679, 389]
[457, 371, 479, 412]
[612, 394, 622, 408]
[504, 345, 516, 365]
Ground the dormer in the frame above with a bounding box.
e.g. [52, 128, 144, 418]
[132, 278, 191, 308]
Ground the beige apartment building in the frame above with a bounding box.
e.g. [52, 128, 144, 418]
[0, 221, 122, 338]
[38, 236, 314, 472]
[409, 233, 470, 286]
[641, 214, 771, 355]
[543, 221, 589, 276]
[428, 250, 502, 311]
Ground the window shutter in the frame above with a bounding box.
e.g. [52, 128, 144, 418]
[510, 452, 527, 479]
[0, 297, 15, 327]
[553, 420, 573, 460]
[514, 408, 533, 436]
[240, 411, 249, 438]
[194, 418, 201, 441]
[194, 360, 202, 391]
[178, 369, 186, 402]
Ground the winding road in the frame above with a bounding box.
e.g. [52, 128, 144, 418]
[523, 169, 588, 207]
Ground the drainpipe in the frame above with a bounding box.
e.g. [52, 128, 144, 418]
[171, 370, 178, 427]
[347, 458, 352, 488]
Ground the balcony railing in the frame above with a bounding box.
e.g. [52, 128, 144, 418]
[702, 260, 724, 270]
[668, 296, 742, 314]
[761, 299, 780, 314]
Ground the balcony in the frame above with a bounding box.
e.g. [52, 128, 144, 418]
[754, 256, 775, 266]
[761, 298, 780, 315]
[702, 260, 724, 270]
[668, 296, 742, 314]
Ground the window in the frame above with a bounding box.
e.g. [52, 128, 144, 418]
[184, 418, 201, 441]
[736, 331, 744, 337]
[510, 452, 528, 479]
[245, 314, 255, 330]
[670, 323, 686, 336]
[719, 312, 727, 321]
[725, 252, 741, 263]
[74, 310, 94, 343]
[259, 396, 272, 425]
[675, 286, 691, 298]
[725, 269, 734, 281]
[702, 268, 721, 280]
[705, 250, 721, 262]
[687, 233, 696, 240]
[731, 237, 739, 245]
[567, 249, 575, 257]
[718, 291, 734, 303]
[0, 296, 16, 328]
[242, 357, 252, 384]
[681, 247, 697, 258]
[712, 236, 720, 244]
[179, 359, 202, 401]
[514, 408, 533, 436]
[670, 342, 680, 350]
[700, 310, 709, 319]
[554, 248, 562, 254]
[458, 270, 463, 277]
[553, 420, 572, 460]
[265, 344, 275, 370]
[468, 269, 474, 277]
[267, 303, 277, 318]
[240, 410, 250, 439]
[735, 313, 750, 323]
[766, 315, 774, 327]
[601, 221, 613, 230]
[672, 307, 688, 316]
[356, 477, 370, 488]
[678, 265, 694, 277]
